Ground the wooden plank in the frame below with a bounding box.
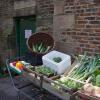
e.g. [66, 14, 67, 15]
[22, 71, 72, 100]
[76, 91, 100, 100]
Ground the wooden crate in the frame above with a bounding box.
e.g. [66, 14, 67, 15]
[22, 65, 58, 88]
[22, 61, 88, 100]
[23, 71, 76, 100]
[41, 61, 80, 100]
[42, 59, 95, 100]
[76, 90, 100, 100]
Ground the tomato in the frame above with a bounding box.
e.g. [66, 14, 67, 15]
[16, 61, 23, 70]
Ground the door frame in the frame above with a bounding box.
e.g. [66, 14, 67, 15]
[14, 15, 36, 56]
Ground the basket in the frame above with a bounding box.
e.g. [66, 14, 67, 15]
[27, 32, 55, 55]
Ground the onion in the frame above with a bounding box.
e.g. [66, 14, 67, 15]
[94, 86, 100, 97]
[83, 83, 95, 95]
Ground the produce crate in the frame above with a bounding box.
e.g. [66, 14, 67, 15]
[22, 70, 75, 100]
[66, 54, 100, 100]
[41, 61, 80, 100]
[22, 65, 75, 100]
[23, 71, 74, 100]
[22, 59, 91, 100]
[42, 76, 77, 100]
[23, 65, 57, 78]
[42, 56, 97, 100]
[76, 90, 100, 100]
[23, 54, 100, 100]
[23, 65, 58, 88]
[75, 79, 100, 100]
[73, 54, 100, 100]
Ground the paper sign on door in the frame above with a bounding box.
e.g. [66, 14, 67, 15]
[25, 30, 32, 38]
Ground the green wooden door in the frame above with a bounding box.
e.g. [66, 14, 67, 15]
[15, 16, 36, 56]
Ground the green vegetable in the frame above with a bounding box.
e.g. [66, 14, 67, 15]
[32, 42, 51, 53]
[38, 43, 43, 51]
[54, 53, 100, 90]
[45, 46, 51, 53]
[35, 66, 54, 76]
[96, 75, 100, 87]
[53, 57, 62, 63]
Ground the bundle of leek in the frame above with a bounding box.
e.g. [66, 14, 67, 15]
[32, 42, 51, 53]
[54, 53, 100, 90]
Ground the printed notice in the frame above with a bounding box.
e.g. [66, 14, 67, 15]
[25, 30, 32, 38]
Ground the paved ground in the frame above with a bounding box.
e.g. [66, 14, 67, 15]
[0, 77, 61, 100]
[0, 78, 18, 100]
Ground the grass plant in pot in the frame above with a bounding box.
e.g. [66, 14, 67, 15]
[27, 32, 55, 65]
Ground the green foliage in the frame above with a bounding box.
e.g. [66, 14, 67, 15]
[35, 66, 54, 76]
[53, 57, 62, 63]
[96, 75, 100, 87]
[54, 53, 100, 90]
[32, 42, 51, 53]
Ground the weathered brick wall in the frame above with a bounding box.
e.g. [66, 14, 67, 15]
[36, 0, 54, 34]
[54, 0, 100, 55]
[0, 0, 100, 67]
[0, 0, 36, 66]
[0, 0, 14, 66]
[74, 0, 100, 55]
[14, 0, 36, 16]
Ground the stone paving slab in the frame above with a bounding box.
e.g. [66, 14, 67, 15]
[0, 78, 61, 100]
[0, 78, 18, 100]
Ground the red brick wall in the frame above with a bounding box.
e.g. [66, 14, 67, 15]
[37, 0, 54, 16]
[36, 0, 54, 33]
[56, 0, 100, 55]
[36, 0, 100, 55]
